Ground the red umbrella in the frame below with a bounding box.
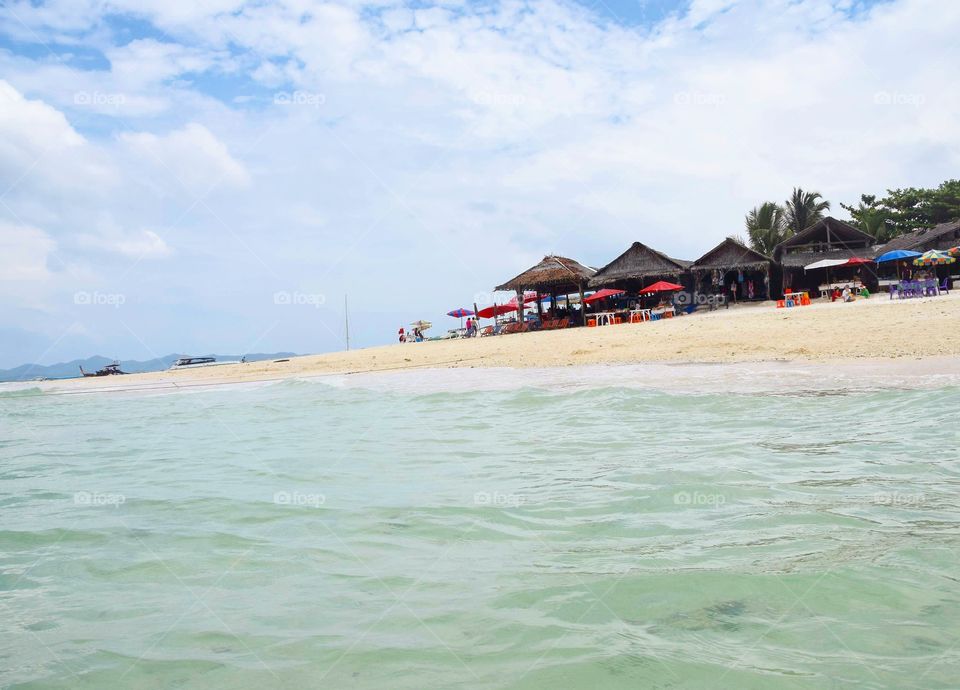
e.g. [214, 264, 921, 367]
[845, 257, 874, 265]
[583, 288, 625, 304]
[476, 303, 517, 318]
[476, 292, 539, 319]
[639, 280, 684, 293]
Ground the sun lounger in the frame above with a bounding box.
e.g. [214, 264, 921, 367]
[500, 322, 528, 335]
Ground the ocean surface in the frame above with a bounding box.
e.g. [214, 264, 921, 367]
[2, 364, 960, 689]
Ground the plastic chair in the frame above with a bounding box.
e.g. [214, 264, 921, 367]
[587, 319, 597, 327]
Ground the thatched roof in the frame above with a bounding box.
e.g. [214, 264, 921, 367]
[691, 237, 772, 271]
[875, 220, 960, 254]
[589, 242, 690, 287]
[779, 247, 872, 268]
[774, 217, 875, 260]
[496, 255, 596, 293]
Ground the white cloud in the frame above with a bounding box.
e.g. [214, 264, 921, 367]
[0, 221, 56, 281]
[0, 0, 959, 364]
[113, 229, 172, 258]
[120, 122, 251, 193]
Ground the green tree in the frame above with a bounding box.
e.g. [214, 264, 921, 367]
[839, 194, 898, 243]
[744, 201, 789, 255]
[842, 180, 960, 239]
[784, 187, 830, 234]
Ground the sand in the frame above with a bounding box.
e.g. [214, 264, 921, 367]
[25, 292, 960, 394]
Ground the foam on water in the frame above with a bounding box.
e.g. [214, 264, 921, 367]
[2, 363, 959, 688]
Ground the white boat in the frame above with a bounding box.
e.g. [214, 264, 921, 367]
[169, 356, 242, 370]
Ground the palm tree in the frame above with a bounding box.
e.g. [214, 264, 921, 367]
[744, 201, 788, 255]
[784, 187, 830, 234]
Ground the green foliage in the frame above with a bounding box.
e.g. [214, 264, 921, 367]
[784, 187, 830, 234]
[842, 180, 960, 240]
[744, 201, 790, 256]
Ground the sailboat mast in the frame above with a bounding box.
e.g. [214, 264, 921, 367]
[344, 294, 350, 351]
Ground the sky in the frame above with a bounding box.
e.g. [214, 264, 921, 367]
[1, 0, 958, 367]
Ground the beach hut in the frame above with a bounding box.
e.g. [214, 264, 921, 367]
[874, 220, 960, 255]
[873, 220, 960, 285]
[773, 217, 877, 295]
[691, 237, 777, 301]
[496, 255, 596, 326]
[588, 242, 692, 293]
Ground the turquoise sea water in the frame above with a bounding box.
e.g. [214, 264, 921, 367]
[2, 366, 960, 688]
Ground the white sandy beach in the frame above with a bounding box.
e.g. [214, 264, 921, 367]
[16, 291, 960, 395]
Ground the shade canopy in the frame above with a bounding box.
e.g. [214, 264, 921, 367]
[913, 250, 956, 266]
[410, 320, 432, 330]
[639, 280, 684, 293]
[949, 246, 960, 256]
[876, 249, 922, 263]
[844, 257, 874, 265]
[804, 258, 848, 271]
[447, 308, 475, 318]
[476, 292, 538, 319]
[583, 288, 625, 304]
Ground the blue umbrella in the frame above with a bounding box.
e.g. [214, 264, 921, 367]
[876, 249, 922, 262]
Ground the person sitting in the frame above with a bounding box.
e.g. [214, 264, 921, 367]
[398, 327, 406, 343]
[842, 286, 854, 303]
[859, 286, 870, 299]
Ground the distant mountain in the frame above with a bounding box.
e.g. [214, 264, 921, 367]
[0, 353, 299, 382]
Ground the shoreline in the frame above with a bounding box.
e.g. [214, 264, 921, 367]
[8, 292, 960, 395]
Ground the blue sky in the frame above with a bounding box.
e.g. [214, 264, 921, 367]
[0, 0, 955, 367]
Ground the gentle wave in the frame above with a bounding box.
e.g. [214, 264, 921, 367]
[2, 367, 958, 688]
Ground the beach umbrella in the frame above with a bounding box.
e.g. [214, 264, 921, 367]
[844, 257, 874, 266]
[410, 320, 432, 330]
[583, 288, 625, 304]
[639, 280, 684, 293]
[913, 250, 955, 266]
[875, 249, 922, 262]
[476, 292, 539, 320]
[447, 308, 475, 318]
[803, 258, 848, 270]
[949, 246, 960, 257]
[447, 308, 475, 327]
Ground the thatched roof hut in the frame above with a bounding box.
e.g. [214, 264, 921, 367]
[773, 217, 875, 264]
[773, 217, 877, 293]
[496, 255, 596, 294]
[690, 237, 777, 299]
[589, 242, 691, 288]
[692, 237, 773, 271]
[874, 220, 960, 255]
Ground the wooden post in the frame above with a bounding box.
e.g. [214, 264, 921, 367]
[516, 289, 523, 325]
[578, 283, 586, 326]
